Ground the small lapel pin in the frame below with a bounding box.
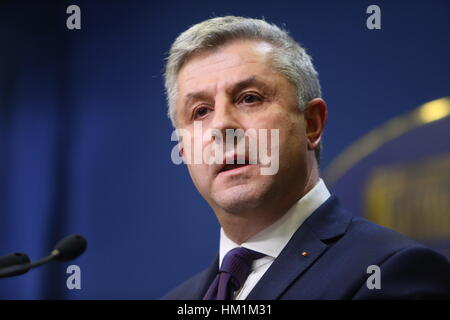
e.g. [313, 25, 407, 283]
[301, 251, 308, 257]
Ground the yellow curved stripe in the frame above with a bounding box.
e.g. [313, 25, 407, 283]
[323, 97, 450, 187]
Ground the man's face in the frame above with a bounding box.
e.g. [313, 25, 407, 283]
[175, 40, 312, 215]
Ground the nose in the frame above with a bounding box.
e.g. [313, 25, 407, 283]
[204, 96, 246, 164]
[209, 97, 241, 139]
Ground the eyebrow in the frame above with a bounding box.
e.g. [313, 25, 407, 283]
[226, 76, 273, 98]
[182, 75, 273, 110]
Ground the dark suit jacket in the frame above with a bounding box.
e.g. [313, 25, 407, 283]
[163, 196, 450, 299]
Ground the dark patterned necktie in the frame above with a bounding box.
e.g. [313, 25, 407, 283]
[203, 247, 265, 300]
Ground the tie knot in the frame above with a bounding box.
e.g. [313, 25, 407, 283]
[220, 247, 265, 291]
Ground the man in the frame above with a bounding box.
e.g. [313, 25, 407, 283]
[162, 16, 450, 299]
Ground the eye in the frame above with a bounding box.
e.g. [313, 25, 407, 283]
[193, 106, 210, 119]
[239, 93, 262, 105]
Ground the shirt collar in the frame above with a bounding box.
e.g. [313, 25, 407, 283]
[219, 178, 331, 266]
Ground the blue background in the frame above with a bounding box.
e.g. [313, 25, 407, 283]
[0, 0, 449, 299]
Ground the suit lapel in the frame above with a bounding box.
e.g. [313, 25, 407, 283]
[246, 227, 328, 299]
[246, 195, 351, 300]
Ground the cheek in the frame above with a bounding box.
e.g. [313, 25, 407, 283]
[247, 107, 304, 157]
[260, 108, 304, 140]
[287, 118, 306, 144]
[272, 112, 307, 162]
[186, 163, 209, 193]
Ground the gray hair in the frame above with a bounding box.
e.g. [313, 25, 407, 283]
[163, 16, 323, 163]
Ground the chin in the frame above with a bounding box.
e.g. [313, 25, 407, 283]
[211, 183, 271, 214]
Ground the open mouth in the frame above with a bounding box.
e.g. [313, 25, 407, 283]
[219, 160, 253, 173]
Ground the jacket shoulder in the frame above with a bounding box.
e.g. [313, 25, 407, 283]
[347, 216, 421, 250]
[339, 217, 450, 298]
[352, 244, 450, 299]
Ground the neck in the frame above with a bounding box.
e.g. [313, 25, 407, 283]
[216, 167, 320, 244]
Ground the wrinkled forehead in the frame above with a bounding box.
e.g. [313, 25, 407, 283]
[176, 40, 276, 96]
[177, 39, 275, 77]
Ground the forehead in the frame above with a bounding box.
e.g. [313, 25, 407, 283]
[176, 40, 276, 96]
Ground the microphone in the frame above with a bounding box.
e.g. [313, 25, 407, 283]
[0, 234, 87, 278]
[52, 234, 87, 262]
[0, 253, 31, 277]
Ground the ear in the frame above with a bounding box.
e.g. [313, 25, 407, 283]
[179, 145, 184, 158]
[304, 98, 328, 151]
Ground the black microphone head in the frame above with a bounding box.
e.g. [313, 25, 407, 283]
[0, 253, 31, 277]
[0, 252, 30, 268]
[53, 234, 87, 262]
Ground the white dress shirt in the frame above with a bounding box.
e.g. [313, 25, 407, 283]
[219, 178, 331, 300]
